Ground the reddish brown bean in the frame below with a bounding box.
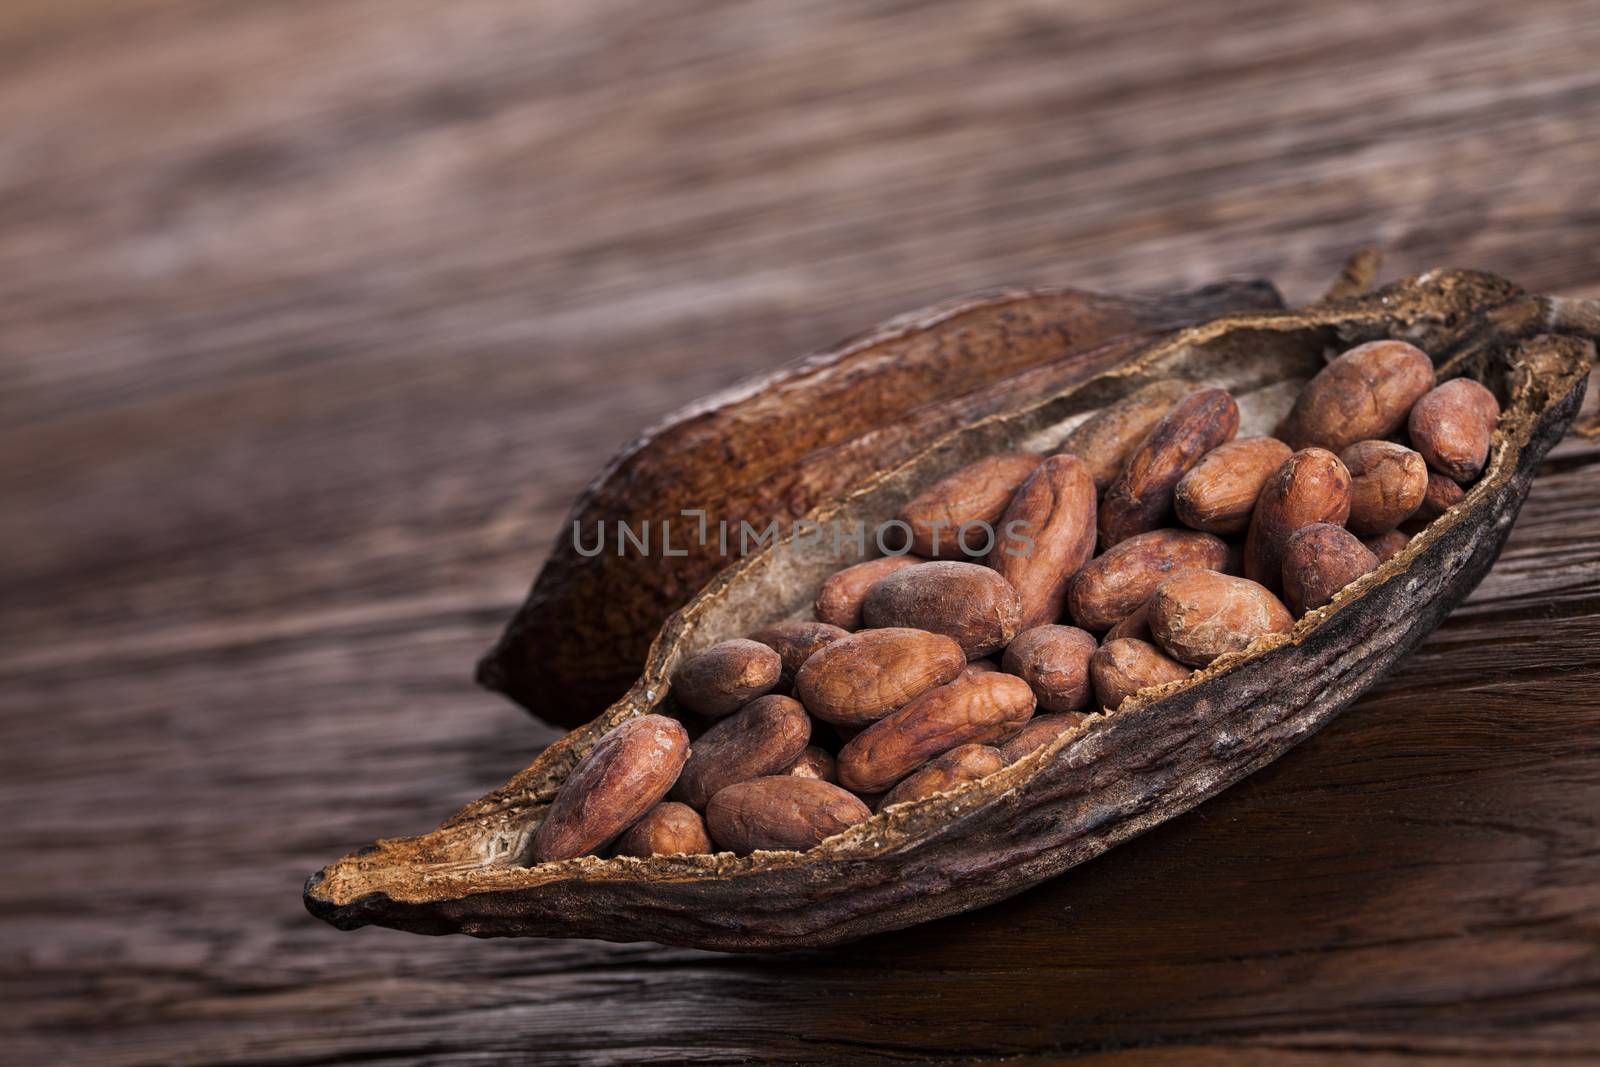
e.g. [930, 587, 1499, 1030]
[1068, 528, 1230, 631]
[1280, 523, 1379, 617]
[1089, 638, 1191, 711]
[898, 452, 1043, 558]
[987, 455, 1098, 629]
[814, 556, 924, 631]
[862, 561, 1024, 659]
[794, 627, 965, 725]
[1408, 377, 1501, 481]
[1413, 471, 1467, 523]
[1057, 379, 1196, 490]
[877, 744, 1005, 810]
[673, 695, 812, 809]
[1280, 339, 1435, 452]
[1001, 624, 1097, 712]
[671, 639, 782, 718]
[533, 715, 691, 861]
[705, 777, 872, 854]
[1363, 529, 1410, 564]
[1100, 387, 1240, 547]
[1173, 437, 1293, 534]
[780, 745, 837, 783]
[1340, 440, 1427, 536]
[1243, 449, 1352, 593]
[1149, 570, 1294, 667]
[612, 802, 713, 858]
[997, 713, 1087, 763]
[749, 620, 849, 684]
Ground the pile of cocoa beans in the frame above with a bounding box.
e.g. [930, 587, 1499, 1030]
[533, 340, 1499, 863]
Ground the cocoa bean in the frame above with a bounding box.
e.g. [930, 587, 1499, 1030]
[877, 744, 1005, 810]
[780, 745, 837, 783]
[1280, 339, 1435, 452]
[1100, 387, 1240, 546]
[673, 695, 812, 809]
[1408, 377, 1501, 481]
[670, 639, 782, 718]
[613, 802, 713, 858]
[1339, 440, 1427, 536]
[533, 715, 690, 861]
[1000, 624, 1097, 712]
[1149, 570, 1294, 666]
[861, 561, 1023, 659]
[997, 713, 1087, 763]
[898, 452, 1043, 558]
[705, 777, 872, 854]
[1056, 379, 1196, 490]
[1068, 528, 1229, 631]
[986, 454, 1097, 629]
[1363, 528, 1410, 564]
[1089, 638, 1191, 711]
[1173, 436, 1292, 534]
[1280, 523, 1378, 617]
[814, 556, 924, 631]
[794, 627, 965, 726]
[749, 619, 849, 685]
[1243, 448, 1352, 593]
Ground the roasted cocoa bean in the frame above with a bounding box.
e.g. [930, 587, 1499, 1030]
[1068, 528, 1229, 631]
[1363, 528, 1410, 564]
[1057, 379, 1196, 490]
[1099, 387, 1240, 547]
[877, 744, 1004, 810]
[533, 714, 690, 861]
[1280, 339, 1435, 452]
[986, 454, 1097, 629]
[673, 695, 812, 809]
[1408, 377, 1501, 481]
[1243, 448, 1352, 592]
[1173, 436, 1292, 534]
[838, 672, 1036, 793]
[1001, 624, 1097, 712]
[612, 802, 713, 858]
[794, 627, 965, 725]
[705, 777, 872, 854]
[780, 745, 837, 783]
[861, 561, 1023, 658]
[1149, 570, 1294, 666]
[1280, 523, 1378, 617]
[997, 712, 1087, 763]
[1340, 440, 1427, 536]
[1413, 470, 1466, 523]
[1089, 638, 1191, 711]
[814, 556, 925, 631]
[670, 639, 782, 718]
[749, 619, 849, 685]
[898, 452, 1043, 558]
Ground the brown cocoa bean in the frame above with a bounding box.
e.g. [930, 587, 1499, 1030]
[838, 672, 1036, 793]
[794, 627, 965, 725]
[1408, 377, 1501, 481]
[1000, 624, 1097, 712]
[997, 712, 1087, 763]
[814, 556, 924, 631]
[533, 715, 690, 861]
[1413, 470, 1466, 523]
[704, 777, 872, 854]
[1100, 387, 1240, 546]
[1243, 448, 1352, 592]
[673, 695, 812, 809]
[1363, 528, 1410, 564]
[1089, 638, 1191, 711]
[963, 659, 1000, 676]
[1339, 440, 1427, 536]
[1068, 528, 1229, 631]
[877, 744, 1005, 810]
[749, 619, 849, 685]
[612, 802, 713, 858]
[1280, 339, 1435, 452]
[1149, 570, 1294, 666]
[861, 561, 1023, 659]
[670, 639, 782, 718]
[1057, 379, 1197, 490]
[1102, 597, 1153, 643]
[1280, 523, 1378, 617]
[1173, 436, 1292, 534]
[898, 452, 1043, 558]
[986, 455, 1097, 629]
[780, 745, 837, 783]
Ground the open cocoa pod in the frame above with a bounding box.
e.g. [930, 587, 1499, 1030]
[479, 280, 1284, 726]
[307, 269, 1597, 951]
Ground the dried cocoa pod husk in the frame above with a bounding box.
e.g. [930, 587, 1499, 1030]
[479, 281, 1285, 726]
[310, 268, 1597, 953]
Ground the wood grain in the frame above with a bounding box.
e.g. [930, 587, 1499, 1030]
[3, 0, 1599, 1063]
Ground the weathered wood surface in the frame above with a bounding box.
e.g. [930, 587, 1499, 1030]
[3, 1, 1599, 1063]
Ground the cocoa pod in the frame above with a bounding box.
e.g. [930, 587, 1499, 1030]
[749, 619, 849, 685]
[1281, 523, 1379, 617]
[1173, 437, 1292, 534]
[997, 713, 1087, 763]
[532, 715, 690, 861]
[1089, 638, 1191, 711]
[861, 562, 1023, 659]
[1056, 379, 1196, 489]
[1068, 528, 1229, 631]
[1340, 440, 1427, 536]
[311, 269, 1597, 953]
[484, 282, 1283, 726]
[814, 556, 924, 631]
[1243, 449, 1352, 593]
[705, 777, 872, 854]
[780, 745, 837, 783]
[1100, 388, 1240, 546]
[878, 745, 1005, 810]
[986, 455, 1097, 629]
[1000, 624, 1097, 712]
[794, 627, 965, 726]
[1363, 529, 1410, 564]
[670, 639, 782, 718]
[1408, 377, 1501, 481]
[613, 803, 712, 859]
[1280, 339, 1435, 452]
[1149, 571, 1294, 666]
[898, 452, 1042, 558]
[838, 672, 1036, 793]
[673, 695, 812, 809]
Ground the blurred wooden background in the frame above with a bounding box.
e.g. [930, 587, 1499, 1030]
[4, 1, 1600, 1063]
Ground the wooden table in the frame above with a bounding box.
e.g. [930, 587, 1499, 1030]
[5, 2, 1599, 1063]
